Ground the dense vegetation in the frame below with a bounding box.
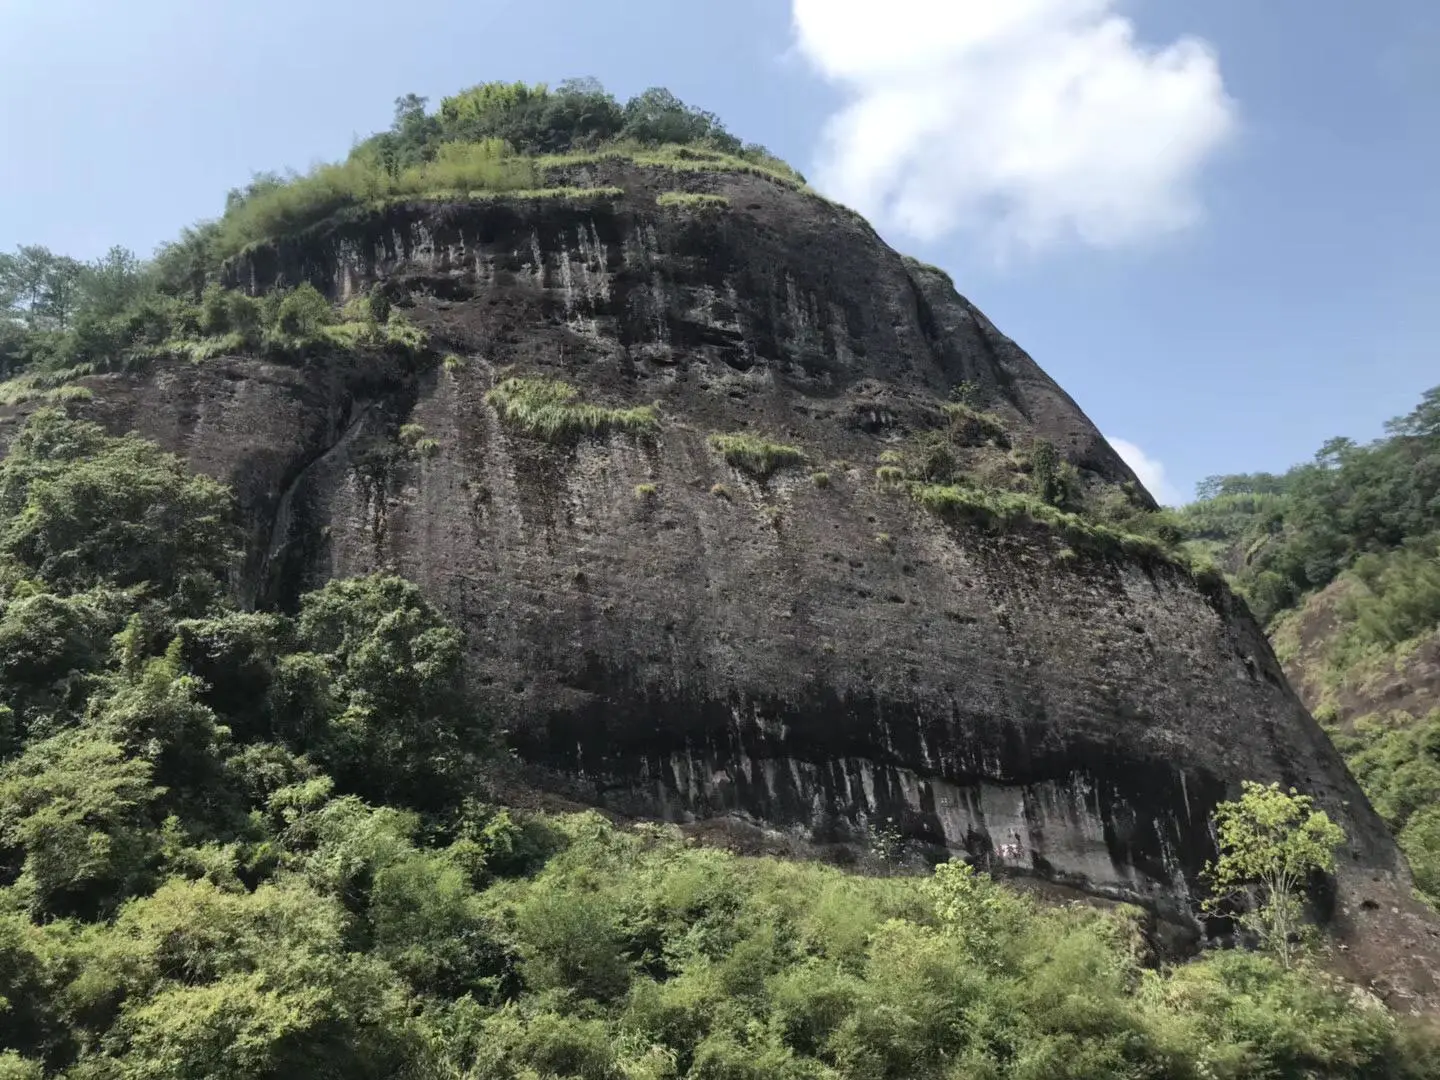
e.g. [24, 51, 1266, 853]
[0, 239, 425, 397]
[0, 410, 1432, 1077]
[189, 79, 802, 273]
[1179, 387, 1440, 628]
[1179, 385, 1440, 907]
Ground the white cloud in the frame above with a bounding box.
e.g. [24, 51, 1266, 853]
[790, 0, 1237, 254]
[1108, 437, 1182, 506]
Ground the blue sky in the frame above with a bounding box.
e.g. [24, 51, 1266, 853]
[2, 0, 1436, 503]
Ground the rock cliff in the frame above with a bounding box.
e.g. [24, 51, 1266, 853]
[24, 161, 1440, 1004]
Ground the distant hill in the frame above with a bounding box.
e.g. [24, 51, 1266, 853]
[1179, 385, 1440, 903]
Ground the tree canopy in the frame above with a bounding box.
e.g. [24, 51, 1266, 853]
[1180, 385, 1440, 627]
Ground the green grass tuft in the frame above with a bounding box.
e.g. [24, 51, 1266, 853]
[709, 432, 807, 479]
[810, 471, 831, 488]
[442, 353, 467, 373]
[0, 367, 99, 407]
[317, 312, 428, 354]
[486, 377, 658, 443]
[634, 483, 658, 501]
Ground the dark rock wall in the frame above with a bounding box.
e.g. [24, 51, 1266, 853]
[21, 167, 1436, 991]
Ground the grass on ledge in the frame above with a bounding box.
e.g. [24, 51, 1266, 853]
[657, 192, 731, 210]
[486, 377, 658, 443]
[0, 366, 100, 407]
[709, 432, 808, 479]
[941, 402, 1010, 448]
[541, 141, 806, 189]
[908, 482, 1183, 565]
[149, 309, 427, 365]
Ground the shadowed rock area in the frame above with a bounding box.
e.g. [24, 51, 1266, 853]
[21, 161, 1440, 1007]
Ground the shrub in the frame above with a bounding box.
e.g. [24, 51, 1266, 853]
[810, 472, 831, 488]
[1026, 437, 1079, 507]
[635, 483, 659, 502]
[486, 377, 658, 443]
[0, 368, 100, 407]
[941, 402, 1009, 448]
[212, 141, 538, 260]
[709, 433, 807, 479]
[1400, 806, 1440, 900]
[948, 380, 980, 406]
[0, 1053, 43, 1080]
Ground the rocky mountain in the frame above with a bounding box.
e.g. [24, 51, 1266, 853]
[8, 153, 1436, 1005]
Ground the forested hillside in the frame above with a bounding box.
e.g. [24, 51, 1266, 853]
[1179, 386, 1440, 904]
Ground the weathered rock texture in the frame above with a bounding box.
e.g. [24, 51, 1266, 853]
[18, 162, 1440, 1005]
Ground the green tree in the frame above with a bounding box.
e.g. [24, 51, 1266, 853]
[294, 575, 474, 803]
[0, 247, 58, 328]
[0, 729, 161, 917]
[621, 88, 740, 152]
[1203, 781, 1346, 968]
[438, 81, 554, 151]
[77, 245, 146, 318]
[926, 860, 1027, 968]
[0, 411, 237, 603]
[103, 878, 428, 1080]
[95, 645, 229, 804]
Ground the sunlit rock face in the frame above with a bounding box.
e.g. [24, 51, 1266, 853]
[33, 163, 1425, 971]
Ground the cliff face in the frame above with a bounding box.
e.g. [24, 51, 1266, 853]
[25, 162, 1440, 1001]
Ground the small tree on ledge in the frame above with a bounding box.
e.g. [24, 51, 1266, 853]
[1204, 780, 1346, 969]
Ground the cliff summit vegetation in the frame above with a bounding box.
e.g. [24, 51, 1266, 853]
[0, 78, 799, 390]
[197, 79, 803, 270]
